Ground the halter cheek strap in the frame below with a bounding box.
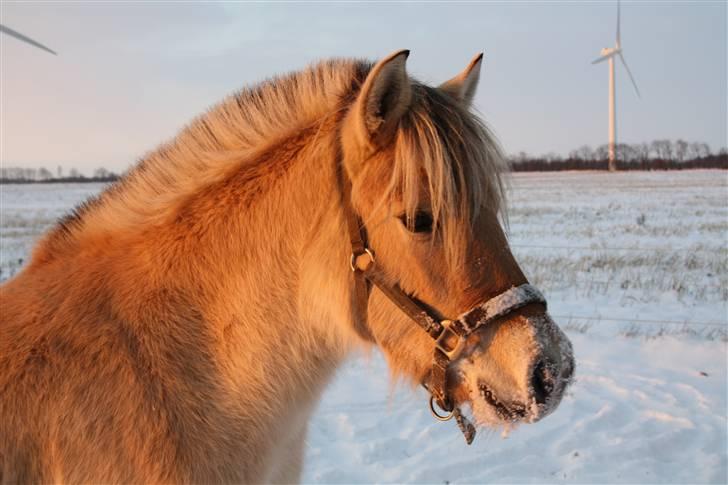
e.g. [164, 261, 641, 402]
[340, 165, 546, 444]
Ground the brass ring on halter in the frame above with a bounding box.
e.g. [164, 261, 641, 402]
[349, 248, 375, 272]
[429, 395, 454, 421]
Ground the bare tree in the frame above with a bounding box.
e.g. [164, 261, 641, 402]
[651, 139, 673, 160]
[699, 143, 711, 158]
[572, 145, 594, 160]
[94, 167, 111, 179]
[616, 143, 638, 162]
[675, 139, 689, 162]
[686, 141, 712, 159]
[511, 151, 530, 164]
[22, 168, 38, 180]
[38, 167, 53, 180]
[634, 142, 651, 161]
[544, 152, 562, 162]
[595, 144, 610, 161]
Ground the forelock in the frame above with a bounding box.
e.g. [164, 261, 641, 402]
[387, 83, 508, 266]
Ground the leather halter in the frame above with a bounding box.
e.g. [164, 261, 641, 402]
[339, 165, 547, 444]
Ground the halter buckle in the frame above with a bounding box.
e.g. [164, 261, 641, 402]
[350, 248, 375, 272]
[435, 320, 466, 361]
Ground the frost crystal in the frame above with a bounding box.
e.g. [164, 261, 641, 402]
[459, 284, 546, 332]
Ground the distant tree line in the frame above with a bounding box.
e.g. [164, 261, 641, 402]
[0, 166, 120, 184]
[2, 139, 726, 181]
[510, 139, 727, 171]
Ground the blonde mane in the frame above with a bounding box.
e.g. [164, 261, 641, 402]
[38, 58, 506, 267]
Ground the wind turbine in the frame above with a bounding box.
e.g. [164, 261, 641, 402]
[592, 0, 640, 171]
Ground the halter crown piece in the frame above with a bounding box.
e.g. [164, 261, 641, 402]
[340, 166, 546, 445]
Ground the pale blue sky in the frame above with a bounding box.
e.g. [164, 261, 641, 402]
[1, 1, 725, 173]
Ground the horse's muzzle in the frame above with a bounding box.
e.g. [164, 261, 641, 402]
[453, 312, 575, 426]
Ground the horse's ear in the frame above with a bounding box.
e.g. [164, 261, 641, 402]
[354, 49, 412, 146]
[440, 53, 483, 107]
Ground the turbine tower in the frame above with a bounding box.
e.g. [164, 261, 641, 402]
[592, 0, 640, 171]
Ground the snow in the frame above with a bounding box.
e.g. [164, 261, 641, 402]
[0, 182, 103, 279]
[305, 171, 727, 484]
[305, 333, 725, 484]
[1, 171, 726, 483]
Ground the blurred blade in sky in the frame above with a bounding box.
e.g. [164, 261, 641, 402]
[0, 24, 57, 55]
[616, 0, 621, 47]
[619, 52, 641, 98]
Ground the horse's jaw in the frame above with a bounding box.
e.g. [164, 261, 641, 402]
[451, 313, 575, 430]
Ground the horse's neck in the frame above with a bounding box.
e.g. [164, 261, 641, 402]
[146, 122, 358, 432]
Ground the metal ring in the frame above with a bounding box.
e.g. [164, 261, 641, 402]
[429, 395, 454, 421]
[349, 248, 375, 272]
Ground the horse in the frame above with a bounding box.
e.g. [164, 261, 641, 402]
[0, 50, 574, 483]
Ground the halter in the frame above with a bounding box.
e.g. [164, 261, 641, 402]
[340, 164, 547, 444]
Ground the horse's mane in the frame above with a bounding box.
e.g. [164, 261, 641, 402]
[37, 57, 506, 265]
[41, 59, 368, 253]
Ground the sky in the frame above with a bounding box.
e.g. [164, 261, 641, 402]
[1, 1, 725, 173]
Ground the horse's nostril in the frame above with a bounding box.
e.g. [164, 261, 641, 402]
[531, 360, 555, 405]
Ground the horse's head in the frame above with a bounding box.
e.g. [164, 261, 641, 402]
[339, 50, 574, 434]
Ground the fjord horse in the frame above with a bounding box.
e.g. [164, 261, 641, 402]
[0, 50, 573, 483]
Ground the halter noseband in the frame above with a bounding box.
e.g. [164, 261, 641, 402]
[340, 166, 546, 444]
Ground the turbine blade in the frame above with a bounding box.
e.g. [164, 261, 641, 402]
[592, 52, 614, 64]
[618, 52, 640, 98]
[616, 0, 621, 47]
[0, 24, 57, 55]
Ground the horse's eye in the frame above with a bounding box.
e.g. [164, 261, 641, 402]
[399, 212, 434, 234]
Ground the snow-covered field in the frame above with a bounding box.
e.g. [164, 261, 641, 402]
[1, 171, 726, 483]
